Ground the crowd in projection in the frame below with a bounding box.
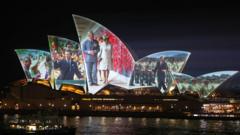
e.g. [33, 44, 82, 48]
[48, 36, 86, 89]
[14, 15, 239, 97]
[129, 51, 190, 93]
[15, 49, 52, 82]
[173, 71, 238, 97]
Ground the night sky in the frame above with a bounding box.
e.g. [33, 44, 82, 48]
[2, 2, 240, 87]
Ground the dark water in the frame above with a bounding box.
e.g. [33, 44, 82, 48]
[3, 115, 240, 135]
[63, 116, 240, 135]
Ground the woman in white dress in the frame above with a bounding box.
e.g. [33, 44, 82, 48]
[98, 36, 113, 84]
[97, 37, 104, 82]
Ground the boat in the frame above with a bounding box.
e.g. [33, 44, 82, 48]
[0, 114, 76, 135]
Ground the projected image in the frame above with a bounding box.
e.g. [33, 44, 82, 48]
[129, 51, 190, 93]
[193, 71, 238, 98]
[15, 49, 52, 82]
[173, 71, 238, 98]
[48, 36, 86, 90]
[172, 72, 194, 93]
[73, 15, 135, 94]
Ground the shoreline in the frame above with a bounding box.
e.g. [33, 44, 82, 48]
[1, 109, 240, 120]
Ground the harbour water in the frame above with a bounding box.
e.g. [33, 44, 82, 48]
[2, 115, 240, 135]
[63, 116, 240, 135]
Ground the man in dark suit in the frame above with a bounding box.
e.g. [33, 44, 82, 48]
[22, 56, 32, 80]
[54, 51, 82, 80]
[82, 31, 99, 86]
[154, 56, 168, 92]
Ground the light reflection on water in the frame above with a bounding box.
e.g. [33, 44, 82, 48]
[63, 116, 240, 135]
[3, 115, 240, 135]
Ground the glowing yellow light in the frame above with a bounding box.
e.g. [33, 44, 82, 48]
[36, 80, 50, 87]
[61, 85, 84, 95]
[71, 105, 76, 110]
[27, 125, 37, 131]
[103, 90, 110, 95]
[82, 98, 91, 101]
[75, 90, 84, 95]
[10, 124, 16, 128]
[76, 105, 80, 110]
[15, 104, 19, 110]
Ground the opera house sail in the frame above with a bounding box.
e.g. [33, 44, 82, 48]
[73, 15, 135, 94]
[173, 71, 239, 98]
[13, 15, 239, 99]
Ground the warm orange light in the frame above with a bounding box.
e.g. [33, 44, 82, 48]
[103, 90, 110, 95]
[61, 85, 84, 95]
[36, 80, 50, 87]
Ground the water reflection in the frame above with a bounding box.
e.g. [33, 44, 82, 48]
[88, 116, 92, 126]
[114, 117, 122, 124]
[140, 118, 146, 126]
[3, 114, 8, 123]
[200, 119, 207, 129]
[74, 116, 80, 127]
[155, 118, 160, 125]
[63, 115, 67, 126]
[183, 119, 189, 128]
[2, 115, 240, 135]
[128, 117, 132, 123]
[100, 117, 106, 126]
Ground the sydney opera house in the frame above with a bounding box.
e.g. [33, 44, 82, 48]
[1, 15, 240, 118]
